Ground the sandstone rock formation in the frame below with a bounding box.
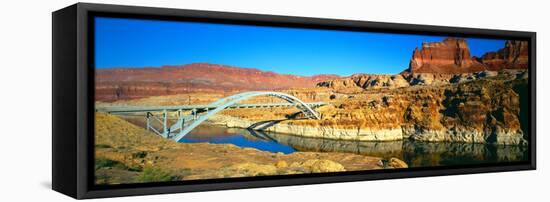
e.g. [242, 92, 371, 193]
[406, 37, 528, 74]
[317, 74, 409, 90]
[388, 158, 408, 168]
[480, 40, 529, 70]
[218, 71, 529, 145]
[317, 70, 508, 91]
[210, 114, 404, 141]
[403, 73, 454, 86]
[407, 38, 486, 73]
[291, 159, 346, 173]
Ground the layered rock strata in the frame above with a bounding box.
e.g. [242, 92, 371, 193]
[209, 115, 404, 141]
[408, 38, 486, 73]
[480, 40, 529, 70]
[317, 69, 524, 90]
[219, 72, 528, 145]
[406, 37, 528, 74]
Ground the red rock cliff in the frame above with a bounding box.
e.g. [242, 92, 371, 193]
[407, 38, 486, 73]
[407, 38, 528, 74]
[480, 40, 529, 70]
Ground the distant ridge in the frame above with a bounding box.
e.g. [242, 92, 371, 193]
[95, 63, 340, 101]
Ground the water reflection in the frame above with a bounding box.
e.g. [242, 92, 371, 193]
[180, 125, 297, 154]
[180, 124, 529, 168]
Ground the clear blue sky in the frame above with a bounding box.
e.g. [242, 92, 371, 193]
[95, 17, 505, 76]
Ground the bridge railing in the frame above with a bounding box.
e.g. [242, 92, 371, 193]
[96, 102, 326, 113]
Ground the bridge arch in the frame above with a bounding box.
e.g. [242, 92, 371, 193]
[171, 91, 321, 141]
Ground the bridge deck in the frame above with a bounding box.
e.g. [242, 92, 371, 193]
[96, 102, 326, 113]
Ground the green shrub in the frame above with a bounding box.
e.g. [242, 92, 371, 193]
[95, 158, 126, 170]
[137, 167, 176, 183]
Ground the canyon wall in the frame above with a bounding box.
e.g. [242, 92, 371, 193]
[221, 70, 529, 145]
[406, 38, 528, 74]
[316, 69, 523, 91]
[408, 38, 486, 73]
[480, 40, 529, 70]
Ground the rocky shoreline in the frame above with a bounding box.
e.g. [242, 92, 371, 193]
[209, 115, 403, 141]
[208, 113, 527, 145]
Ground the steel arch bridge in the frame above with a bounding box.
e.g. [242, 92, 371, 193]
[97, 91, 325, 141]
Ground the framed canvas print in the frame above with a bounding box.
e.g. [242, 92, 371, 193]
[52, 3, 536, 199]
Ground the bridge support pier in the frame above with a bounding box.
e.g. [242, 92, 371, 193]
[162, 110, 168, 138]
[146, 112, 151, 132]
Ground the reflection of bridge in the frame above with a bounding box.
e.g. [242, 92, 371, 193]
[97, 91, 326, 141]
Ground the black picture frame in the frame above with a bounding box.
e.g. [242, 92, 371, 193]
[52, 2, 536, 199]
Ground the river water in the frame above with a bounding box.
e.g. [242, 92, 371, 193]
[180, 124, 529, 168]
